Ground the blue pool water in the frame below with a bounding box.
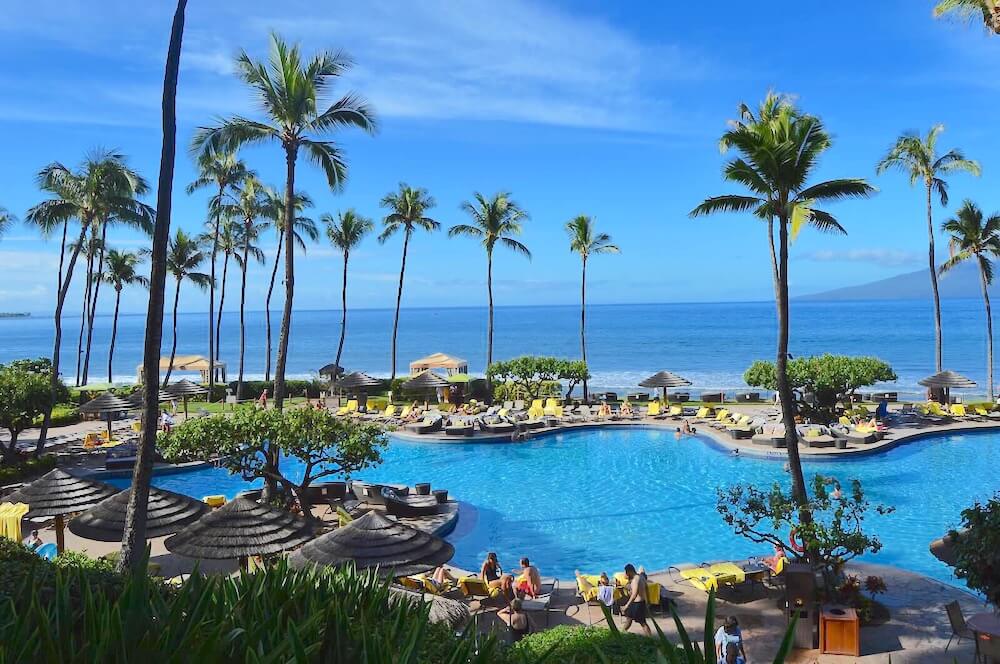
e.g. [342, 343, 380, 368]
[109, 427, 1000, 584]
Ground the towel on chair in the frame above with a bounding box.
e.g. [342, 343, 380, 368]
[597, 585, 615, 606]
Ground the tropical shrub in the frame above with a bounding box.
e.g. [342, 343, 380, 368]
[492, 380, 563, 402]
[32, 404, 79, 427]
[0, 360, 55, 463]
[830, 574, 888, 624]
[0, 454, 56, 483]
[0, 539, 124, 605]
[487, 357, 589, 401]
[743, 354, 896, 424]
[0, 547, 504, 663]
[160, 407, 387, 516]
[950, 491, 1000, 605]
[717, 475, 894, 590]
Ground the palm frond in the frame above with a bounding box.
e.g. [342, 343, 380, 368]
[797, 179, 877, 203]
[690, 195, 764, 218]
[447, 224, 484, 239]
[499, 236, 532, 259]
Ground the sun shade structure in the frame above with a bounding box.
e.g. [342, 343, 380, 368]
[68, 487, 209, 542]
[918, 370, 977, 404]
[135, 355, 226, 383]
[318, 363, 344, 380]
[401, 371, 450, 391]
[334, 371, 382, 391]
[409, 353, 468, 376]
[126, 389, 175, 408]
[164, 497, 317, 560]
[288, 511, 454, 577]
[78, 392, 135, 441]
[639, 370, 692, 401]
[3, 469, 118, 552]
[165, 379, 209, 418]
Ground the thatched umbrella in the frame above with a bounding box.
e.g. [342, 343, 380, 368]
[69, 487, 208, 541]
[165, 497, 317, 564]
[929, 530, 965, 567]
[78, 392, 135, 441]
[165, 379, 209, 418]
[918, 370, 977, 404]
[288, 511, 454, 577]
[389, 585, 470, 629]
[401, 371, 450, 406]
[639, 370, 692, 402]
[318, 363, 344, 381]
[3, 469, 118, 552]
[334, 372, 382, 409]
[125, 388, 175, 408]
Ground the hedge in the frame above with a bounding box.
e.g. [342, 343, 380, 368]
[0, 454, 56, 484]
[32, 404, 79, 428]
[510, 625, 659, 663]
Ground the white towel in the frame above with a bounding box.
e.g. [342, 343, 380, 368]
[597, 585, 615, 606]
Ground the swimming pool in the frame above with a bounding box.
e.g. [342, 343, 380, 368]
[107, 426, 1000, 585]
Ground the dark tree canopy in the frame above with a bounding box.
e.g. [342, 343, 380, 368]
[950, 492, 1000, 604]
[486, 356, 590, 401]
[0, 359, 59, 462]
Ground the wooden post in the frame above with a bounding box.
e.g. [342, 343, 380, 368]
[55, 514, 65, 554]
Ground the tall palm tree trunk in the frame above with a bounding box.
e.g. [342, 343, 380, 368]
[236, 243, 249, 401]
[580, 255, 588, 402]
[208, 188, 223, 402]
[108, 287, 122, 382]
[120, 0, 187, 574]
[216, 252, 230, 366]
[486, 250, 494, 374]
[776, 215, 807, 508]
[979, 261, 994, 402]
[82, 225, 109, 384]
[162, 278, 182, 388]
[76, 249, 93, 385]
[273, 147, 297, 411]
[389, 230, 411, 382]
[926, 182, 943, 373]
[264, 232, 283, 383]
[334, 250, 349, 374]
[36, 217, 92, 455]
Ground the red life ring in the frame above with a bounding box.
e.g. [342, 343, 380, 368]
[788, 527, 806, 554]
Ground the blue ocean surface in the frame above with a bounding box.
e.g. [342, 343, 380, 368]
[107, 426, 999, 586]
[0, 299, 993, 396]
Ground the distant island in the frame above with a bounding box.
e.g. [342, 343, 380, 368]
[0, 312, 30, 318]
[797, 261, 988, 301]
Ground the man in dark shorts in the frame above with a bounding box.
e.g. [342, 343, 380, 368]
[620, 563, 651, 636]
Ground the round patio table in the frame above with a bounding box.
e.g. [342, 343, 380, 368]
[968, 613, 1000, 663]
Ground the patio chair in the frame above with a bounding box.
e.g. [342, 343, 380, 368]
[574, 574, 624, 626]
[383, 488, 440, 517]
[944, 600, 975, 651]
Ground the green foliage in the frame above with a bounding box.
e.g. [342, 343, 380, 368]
[744, 354, 896, 423]
[951, 491, 1000, 605]
[717, 475, 894, 590]
[230, 379, 326, 399]
[492, 380, 563, 402]
[0, 544, 503, 663]
[161, 407, 387, 514]
[487, 357, 590, 401]
[0, 359, 55, 460]
[33, 404, 79, 427]
[0, 454, 56, 483]
[511, 625, 658, 663]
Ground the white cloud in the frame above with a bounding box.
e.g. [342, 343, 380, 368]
[796, 248, 922, 268]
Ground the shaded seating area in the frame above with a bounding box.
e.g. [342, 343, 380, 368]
[68, 487, 208, 541]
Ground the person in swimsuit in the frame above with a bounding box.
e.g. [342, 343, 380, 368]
[481, 551, 513, 591]
[426, 566, 457, 591]
[508, 598, 529, 641]
[620, 563, 651, 636]
[514, 557, 541, 598]
[258, 388, 268, 409]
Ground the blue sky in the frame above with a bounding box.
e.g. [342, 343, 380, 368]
[0, 0, 998, 315]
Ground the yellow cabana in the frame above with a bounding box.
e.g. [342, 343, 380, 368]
[136, 355, 226, 383]
[408, 353, 468, 377]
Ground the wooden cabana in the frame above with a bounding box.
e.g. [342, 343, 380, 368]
[408, 353, 468, 377]
[135, 355, 226, 384]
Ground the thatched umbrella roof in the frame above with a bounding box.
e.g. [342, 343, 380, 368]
[164, 497, 317, 559]
[78, 392, 134, 414]
[126, 389, 175, 408]
[389, 586, 470, 629]
[334, 372, 382, 391]
[3, 469, 118, 518]
[69, 487, 209, 541]
[165, 379, 209, 396]
[288, 511, 454, 577]
[401, 371, 450, 391]
[929, 530, 965, 566]
[918, 370, 977, 389]
[318, 363, 344, 379]
[639, 371, 692, 388]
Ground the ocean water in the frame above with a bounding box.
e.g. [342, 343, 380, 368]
[0, 299, 993, 396]
[107, 426, 998, 585]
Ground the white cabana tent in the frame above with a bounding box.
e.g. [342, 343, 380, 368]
[136, 355, 226, 383]
[408, 352, 468, 377]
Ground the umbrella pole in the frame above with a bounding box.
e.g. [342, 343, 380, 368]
[184, 396, 189, 420]
[55, 514, 65, 554]
[107, 415, 113, 442]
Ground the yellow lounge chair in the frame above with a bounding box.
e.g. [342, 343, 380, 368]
[336, 399, 358, 416]
[839, 416, 852, 426]
[401, 573, 455, 595]
[543, 398, 560, 416]
[528, 399, 545, 419]
[646, 402, 661, 417]
[382, 404, 397, 418]
[949, 404, 968, 418]
[351, 398, 369, 417]
[668, 405, 683, 417]
[458, 575, 503, 601]
[83, 432, 102, 448]
[715, 409, 730, 422]
[703, 562, 746, 586]
[131, 421, 142, 433]
[695, 406, 712, 419]
[203, 495, 226, 508]
[612, 572, 662, 604]
[674, 567, 719, 593]
[725, 415, 751, 430]
[398, 405, 412, 419]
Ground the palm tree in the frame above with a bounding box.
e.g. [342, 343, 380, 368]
[0, 207, 14, 239]
[226, 176, 268, 400]
[691, 93, 876, 508]
[940, 201, 1000, 401]
[25, 149, 154, 451]
[103, 249, 148, 383]
[75, 230, 103, 385]
[566, 215, 619, 401]
[934, 0, 1000, 33]
[324, 209, 373, 375]
[120, 0, 187, 574]
[186, 150, 249, 401]
[379, 184, 439, 381]
[262, 188, 317, 382]
[162, 229, 211, 387]
[202, 218, 238, 363]
[450, 192, 530, 377]
[192, 33, 376, 411]
[877, 125, 980, 372]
